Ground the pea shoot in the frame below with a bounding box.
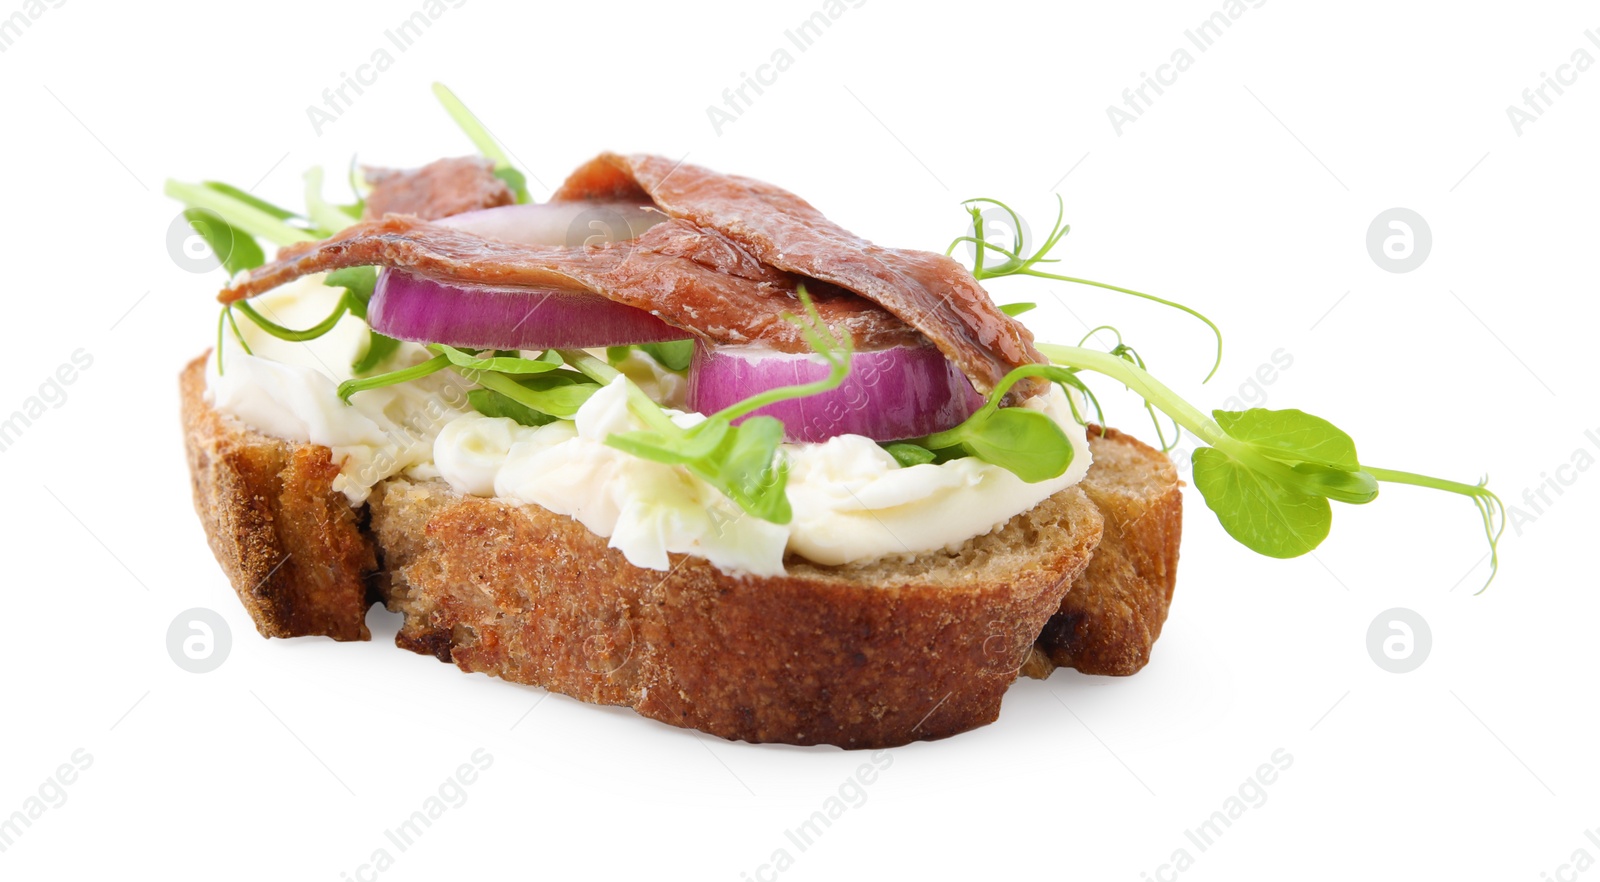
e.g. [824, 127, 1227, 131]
[948, 196, 1225, 382]
[939, 198, 1506, 590]
[604, 288, 853, 525]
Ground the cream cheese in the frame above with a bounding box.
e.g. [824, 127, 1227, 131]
[783, 386, 1090, 566]
[431, 378, 1091, 575]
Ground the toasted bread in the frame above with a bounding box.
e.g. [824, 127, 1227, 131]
[182, 356, 377, 641]
[1031, 427, 1183, 677]
[179, 354, 1181, 745]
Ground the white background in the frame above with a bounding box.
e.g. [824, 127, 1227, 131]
[2, 1, 1596, 879]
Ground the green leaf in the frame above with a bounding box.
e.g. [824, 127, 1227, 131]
[1212, 408, 1360, 471]
[999, 302, 1037, 317]
[956, 408, 1074, 483]
[352, 331, 401, 375]
[467, 388, 559, 427]
[599, 290, 845, 525]
[1191, 447, 1331, 558]
[184, 209, 264, 275]
[918, 361, 1088, 479]
[470, 370, 598, 419]
[325, 267, 378, 312]
[639, 339, 695, 372]
[606, 399, 790, 523]
[696, 416, 791, 523]
[433, 344, 564, 375]
[318, 267, 392, 373]
[883, 442, 936, 467]
[606, 395, 731, 465]
[605, 340, 697, 372]
[494, 166, 530, 205]
[1290, 462, 1379, 505]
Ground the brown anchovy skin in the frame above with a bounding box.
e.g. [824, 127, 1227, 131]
[225, 153, 1038, 394]
[552, 153, 1045, 394]
[219, 216, 924, 352]
[361, 156, 514, 221]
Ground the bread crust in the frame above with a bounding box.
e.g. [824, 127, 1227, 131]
[370, 477, 1101, 748]
[179, 355, 1182, 744]
[1033, 426, 1183, 676]
[180, 355, 376, 640]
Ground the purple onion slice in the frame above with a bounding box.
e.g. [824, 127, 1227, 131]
[688, 342, 983, 443]
[368, 269, 687, 350]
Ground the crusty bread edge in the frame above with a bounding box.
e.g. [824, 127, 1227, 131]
[180, 355, 376, 640]
[1031, 426, 1183, 676]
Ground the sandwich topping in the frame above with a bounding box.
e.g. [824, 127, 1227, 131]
[222, 151, 1038, 399]
[208, 276, 1089, 575]
[171, 83, 1507, 589]
[217, 213, 926, 355]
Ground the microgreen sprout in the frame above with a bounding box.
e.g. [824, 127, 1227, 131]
[303, 166, 361, 236]
[920, 364, 1085, 482]
[432, 82, 531, 204]
[1078, 325, 1182, 453]
[165, 180, 316, 249]
[606, 340, 696, 373]
[949, 196, 1224, 382]
[1029, 341, 1505, 589]
[232, 299, 349, 342]
[173, 83, 530, 380]
[214, 303, 252, 374]
[604, 288, 852, 524]
[336, 354, 450, 403]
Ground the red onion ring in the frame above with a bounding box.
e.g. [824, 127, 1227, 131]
[687, 342, 983, 443]
[369, 201, 684, 350]
[368, 269, 687, 350]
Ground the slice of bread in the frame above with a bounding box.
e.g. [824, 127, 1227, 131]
[179, 354, 1180, 746]
[1030, 427, 1183, 677]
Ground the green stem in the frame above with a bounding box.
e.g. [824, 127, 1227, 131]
[970, 208, 986, 278]
[303, 166, 356, 237]
[1366, 466, 1505, 592]
[1036, 343, 1303, 487]
[234, 297, 350, 342]
[165, 180, 315, 247]
[710, 363, 848, 424]
[224, 304, 252, 356]
[432, 82, 511, 169]
[337, 354, 450, 402]
[1366, 467, 1483, 496]
[1038, 344, 1218, 439]
[621, 378, 692, 437]
[464, 369, 540, 407]
[215, 306, 228, 375]
[554, 349, 622, 385]
[1025, 274, 1223, 381]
